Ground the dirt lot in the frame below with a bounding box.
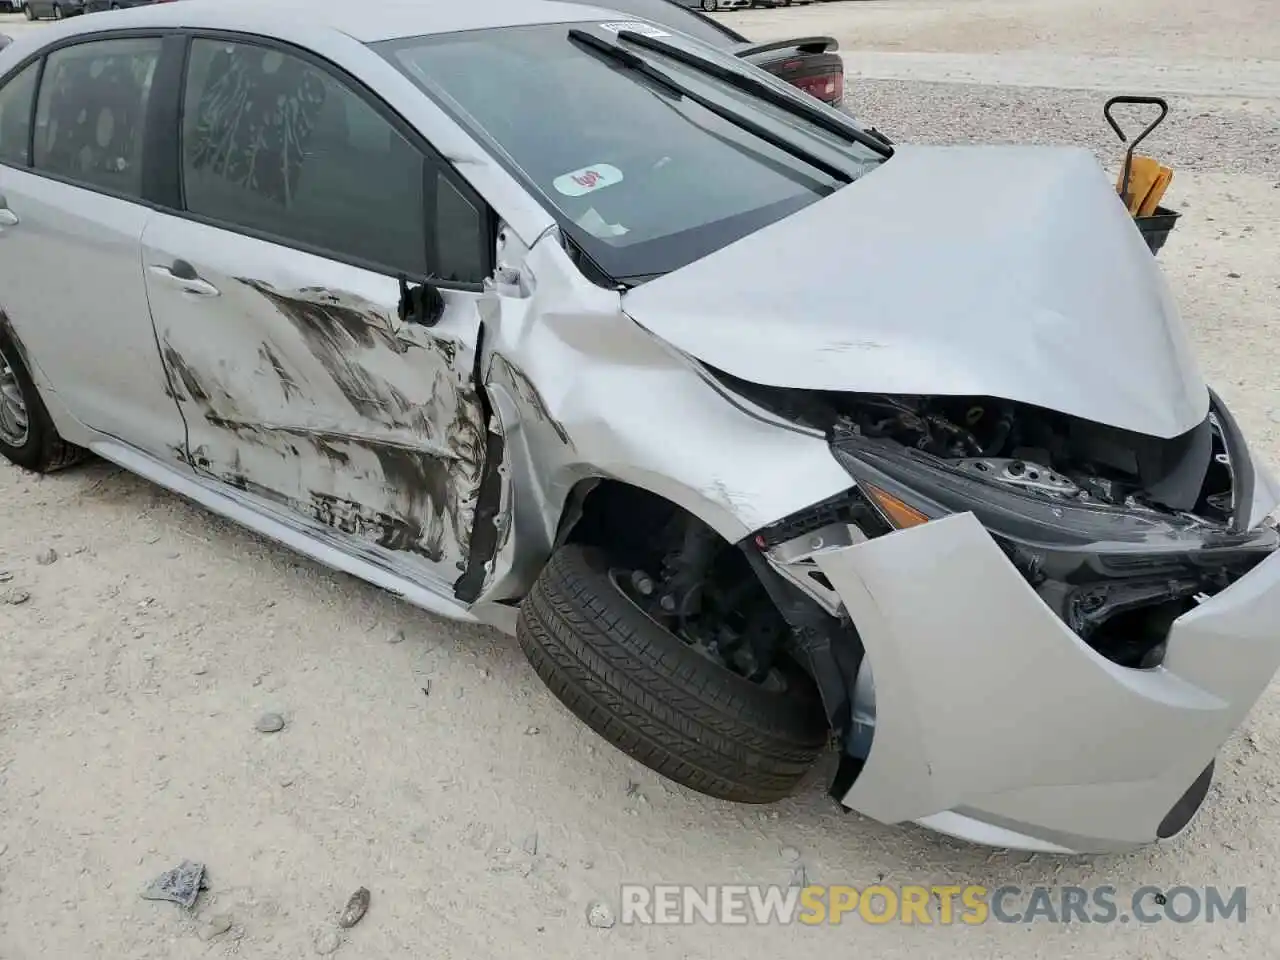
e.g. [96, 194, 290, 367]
[3, 1, 1280, 957]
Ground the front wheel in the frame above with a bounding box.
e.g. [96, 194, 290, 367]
[517, 544, 828, 803]
[701, 0, 718, 11]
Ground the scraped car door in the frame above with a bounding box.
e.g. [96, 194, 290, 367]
[143, 36, 493, 590]
[0, 36, 187, 459]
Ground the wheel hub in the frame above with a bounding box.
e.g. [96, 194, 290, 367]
[0, 346, 29, 447]
[608, 567, 787, 692]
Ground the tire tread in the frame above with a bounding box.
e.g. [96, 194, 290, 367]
[517, 544, 827, 804]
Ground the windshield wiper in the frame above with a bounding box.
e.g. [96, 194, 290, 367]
[614, 28, 892, 158]
[567, 28, 853, 184]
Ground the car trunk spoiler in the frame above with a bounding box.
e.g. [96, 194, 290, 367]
[731, 36, 839, 59]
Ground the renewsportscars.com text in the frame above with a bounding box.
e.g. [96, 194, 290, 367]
[619, 884, 1247, 925]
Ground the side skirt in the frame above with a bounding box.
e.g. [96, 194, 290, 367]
[88, 437, 519, 633]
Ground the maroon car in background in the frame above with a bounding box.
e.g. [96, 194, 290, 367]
[566, 0, 846, 107]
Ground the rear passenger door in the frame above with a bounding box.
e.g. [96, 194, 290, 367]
[143, 35, 495, 592]
[0, 35, 188, 460]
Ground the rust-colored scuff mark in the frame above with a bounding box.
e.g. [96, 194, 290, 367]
[309, 490, 445, 562]
[239, 279, 410, 421]
[258, 343, 303, 402]
[274, 283, 413, 355]
[157, 282, 489, 570]
[162, 345, 210, 403]
[312, 433, 352, 469]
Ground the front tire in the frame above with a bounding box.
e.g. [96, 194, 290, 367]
[0, 330, 85, 473]
[518, 544, 828, 803]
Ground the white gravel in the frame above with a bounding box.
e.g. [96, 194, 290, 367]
[3, 2, 1280, 958]
[850, 82, 1280, 178]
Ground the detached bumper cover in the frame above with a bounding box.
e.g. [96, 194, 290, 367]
[815, 511, 1280, 853]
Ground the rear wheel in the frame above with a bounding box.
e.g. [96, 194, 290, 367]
[518, 530, 828, 803]
[0, 331, 85, 473]
[701, 0, 718, 11]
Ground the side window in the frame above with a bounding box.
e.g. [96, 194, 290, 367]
[435, 173, 486, 284]
[33, 38, 162, 197]
[0, 61, 39, 167]
[182, 39, 463, 279]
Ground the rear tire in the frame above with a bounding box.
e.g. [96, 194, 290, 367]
[701, 0, 718, 10]
[517, 543, 828, 803]
[0, 330, 86, 473]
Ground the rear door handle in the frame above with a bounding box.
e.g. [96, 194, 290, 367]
[148, 259, 220, 297]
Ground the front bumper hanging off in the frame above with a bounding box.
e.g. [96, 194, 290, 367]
[811, 510, 1280, 854]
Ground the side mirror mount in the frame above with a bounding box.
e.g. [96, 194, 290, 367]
[398, 274, 445, 328]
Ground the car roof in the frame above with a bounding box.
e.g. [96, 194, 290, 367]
[53, 0, 637, 44]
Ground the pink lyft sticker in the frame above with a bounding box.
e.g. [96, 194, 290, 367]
[553, 163, 625, 197]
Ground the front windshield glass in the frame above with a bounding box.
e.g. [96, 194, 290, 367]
[377, 22, 884, 282]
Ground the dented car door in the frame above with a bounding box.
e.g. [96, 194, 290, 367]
[142, 36, 493, 590]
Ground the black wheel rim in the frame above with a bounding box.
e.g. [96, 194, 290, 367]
[0, 346, 30, 447]
[607, 567, 788, 692]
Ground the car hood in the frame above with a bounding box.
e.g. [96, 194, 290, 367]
[621, 144, 1208, 440]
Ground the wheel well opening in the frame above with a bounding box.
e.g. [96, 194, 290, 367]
[557, 479, 829, 697]
[559, 479, 685, 568]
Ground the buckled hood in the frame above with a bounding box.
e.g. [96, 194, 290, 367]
[622, 144, 1208, 440]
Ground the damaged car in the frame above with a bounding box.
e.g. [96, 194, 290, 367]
[1, 0, 1279, 856]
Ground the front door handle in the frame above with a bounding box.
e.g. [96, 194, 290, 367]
[148, 260, 220, 297]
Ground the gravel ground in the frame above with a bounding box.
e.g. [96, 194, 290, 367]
[721, 0, 1280, 60]
[3, 2, 1280, 959]
[848, 83, 1280, 178]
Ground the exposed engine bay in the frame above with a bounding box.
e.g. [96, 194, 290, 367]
[838, 393, 1233, 521]
[726, 373, 1279, 672]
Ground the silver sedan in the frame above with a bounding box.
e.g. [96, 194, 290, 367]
[0, 0, 1278, 855]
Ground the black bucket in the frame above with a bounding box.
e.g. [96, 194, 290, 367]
[1135, 206, 1179, 255]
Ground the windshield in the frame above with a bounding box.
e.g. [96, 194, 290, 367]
[376, 22, 884, 282]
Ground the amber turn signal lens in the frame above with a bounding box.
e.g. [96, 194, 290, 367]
[863, 483, 930, 529]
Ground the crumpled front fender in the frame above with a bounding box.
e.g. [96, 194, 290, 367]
[815, 511, 1280, 852]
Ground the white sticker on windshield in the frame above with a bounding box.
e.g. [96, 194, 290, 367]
[598, 21, 671, 38]
[553, 163, 624, 197]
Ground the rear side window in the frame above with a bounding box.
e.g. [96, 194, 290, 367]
[180, 39, 433, 277]
[0, 61, 38, 167]
[33, 37, 162, 197]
